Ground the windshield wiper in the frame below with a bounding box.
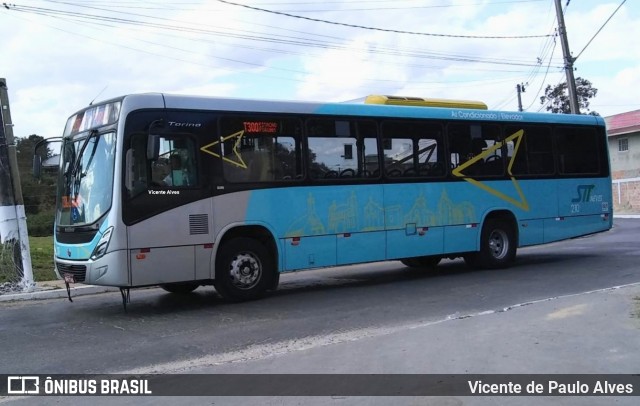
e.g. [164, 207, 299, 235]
[80, 133, 100, 178]
[71, 130, 98, 178]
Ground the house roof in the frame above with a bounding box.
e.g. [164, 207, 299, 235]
[605, 109, 640, 136]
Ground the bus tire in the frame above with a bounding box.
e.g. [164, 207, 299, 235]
[401, 256, 441, 269]
[160, 282, 199, 294]
[465, 219, 516, 269]
[214, 237, 274, 302]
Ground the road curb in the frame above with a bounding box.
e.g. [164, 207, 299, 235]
[0, 285, 119, 302]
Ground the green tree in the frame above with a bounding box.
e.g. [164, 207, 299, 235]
[15, 135, 58, 236]
[539, 77, 599, 116]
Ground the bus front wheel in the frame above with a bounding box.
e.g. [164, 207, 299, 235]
[464, 219, 516, 269]
[214, 237, 275, 302]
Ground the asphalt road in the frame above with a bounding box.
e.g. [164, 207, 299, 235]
[1, 219, 639, 405]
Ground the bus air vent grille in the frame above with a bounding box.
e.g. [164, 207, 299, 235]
[189, 214, 209, 235]
[55, 262, 87, 282]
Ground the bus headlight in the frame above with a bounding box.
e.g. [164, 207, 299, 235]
[91, 227, 113, 260]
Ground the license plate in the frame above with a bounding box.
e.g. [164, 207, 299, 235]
[64, 273, 75, 284]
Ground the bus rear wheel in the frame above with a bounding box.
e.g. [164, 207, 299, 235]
[214, 237, 274, 302]
[464, 219, 516, 269]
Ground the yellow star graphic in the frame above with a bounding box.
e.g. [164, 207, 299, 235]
[200, 130, 248, 169]
[451, 129, 529, 211]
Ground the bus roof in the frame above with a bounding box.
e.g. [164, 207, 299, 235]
[111, 93, 606, 127]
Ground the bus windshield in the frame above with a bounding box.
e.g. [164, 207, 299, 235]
[56, 131, 117, 227]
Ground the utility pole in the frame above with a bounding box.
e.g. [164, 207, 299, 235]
[516, 83, 526, 112]
[0, 78, 34, 290]
[554, 0, 580, 114]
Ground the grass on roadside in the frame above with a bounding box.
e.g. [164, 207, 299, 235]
[29, 236, 57, 282]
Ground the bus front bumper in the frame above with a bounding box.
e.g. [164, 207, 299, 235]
[54, 249, 130, 287]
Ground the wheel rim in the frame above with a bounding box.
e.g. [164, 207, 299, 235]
[229, 252, 262, 290]
[488, 229, 509, 260]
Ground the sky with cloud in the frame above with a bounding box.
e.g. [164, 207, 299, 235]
[1, 0, 637, 140]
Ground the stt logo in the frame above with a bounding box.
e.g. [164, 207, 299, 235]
[572, 185, 595, 203]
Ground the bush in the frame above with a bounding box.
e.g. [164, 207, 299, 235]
[0, 236, 56, 284]
[0, 241, 22, 284]
[26, 209, 55, 237]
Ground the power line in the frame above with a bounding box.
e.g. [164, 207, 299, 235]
[493, 0, 558, 111]
[45, 0, 548, 13]
[574, 0, 627, 61]
[2, 6, 533, 92]
[6, 3, 552, 70]
[245, 0, 548, 13]
[514, 2, 559, 108]
[22, 1, 555, 69]
[3, 0, 566, 109]
[216, 0, 553, 39]
[526, 33, 559, 111]
[251, 0, 543, 6]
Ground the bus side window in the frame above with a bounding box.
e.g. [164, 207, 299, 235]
[126, 133, 149, 197]
[149, 136, 199, 187]
[447, 123, 503, 177]
[220, 116, 303, 183]
[447, 126, 470, 170]
[507, 125, 554, 176]
[418, 137, 444, 177]
[382, 121, 444, 178]
[307, 119, 378, 180]
[556, 126, 600, 175]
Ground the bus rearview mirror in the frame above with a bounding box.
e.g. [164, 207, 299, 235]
[32, 155, 41, 178]
[147, 134, 160, 160]
[32, 137, 62, 178]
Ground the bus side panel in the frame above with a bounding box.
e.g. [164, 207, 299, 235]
[545, 177, 612, 242]
[283, 235, 336, 271]
[444, 224, 480, 253]
[556, 178, 612, 219]
[337, 231, 386, 264]
[247, 185, 385, 270]
[128, 199, 213, 286]
[130, 246, 195, 286]
[445, 179, 558, 249]
[543, 215, 610, 243]
[512, 179, 558, 247]
[517, 219, 545, 247]
[195, 244, 214, 280]
[382, 184, 448, 259]
[212, 192, 251, 239]
[386, 226, 444, 260]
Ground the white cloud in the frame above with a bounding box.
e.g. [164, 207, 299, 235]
[590, 63, 640, 117]
[566, 2, 640, 63]
[296, 35, 410, 102]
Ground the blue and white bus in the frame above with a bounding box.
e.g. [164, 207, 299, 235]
[48, 93, 612, 306]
